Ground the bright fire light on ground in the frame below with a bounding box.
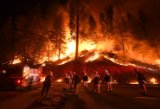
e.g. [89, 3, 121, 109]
[129, 81, 138, 84]
[150, 77, 158, 84]
[56, 78, 63, 83]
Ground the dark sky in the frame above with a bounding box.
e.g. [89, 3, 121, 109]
[1, 0, 160, 23]
[0, 0, 37, 15]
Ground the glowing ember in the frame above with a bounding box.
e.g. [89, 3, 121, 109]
[150, 77, 158, 84]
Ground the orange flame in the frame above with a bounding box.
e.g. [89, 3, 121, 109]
[85, 52, 100, 62]
[129, 81, 138, 84]
[150, 77, 158, 84]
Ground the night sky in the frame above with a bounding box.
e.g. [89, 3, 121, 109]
[1, 0, 160, 37]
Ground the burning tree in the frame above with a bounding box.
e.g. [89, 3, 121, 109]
[99, 5, 113, 38]
[50, 14, 66, 60]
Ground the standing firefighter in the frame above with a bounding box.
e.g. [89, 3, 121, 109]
[103, 69, 112, 93]
[83, 70, 88, 88]
[135, 69, 147, 95]
[72, 72, 81, 95]
[41, 72, 53, 97]
[64, 73, 70, 90]
[92, 71, 101, 93]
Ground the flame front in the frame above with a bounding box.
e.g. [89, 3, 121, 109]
[25, 3, 160, 69]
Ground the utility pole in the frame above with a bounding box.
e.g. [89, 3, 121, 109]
[75, 0, 79, 60]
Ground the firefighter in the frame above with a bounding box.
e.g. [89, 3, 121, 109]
[64, 73, 70, 90]
[135, 69, 147, 95]
[92, 71, 101, 93]
[41, 72, 53, 97]
[103, 69, 112, 93]
[28, 76, 33, 90]
[72, 72, 81, 95]
[82, 70, 88, 88]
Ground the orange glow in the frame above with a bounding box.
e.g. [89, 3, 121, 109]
[40, 76, 45, 82]
[87, 77, 92, 83]
[42, 63, 46, 67]
[150, 77, 158, 84]
[50, 56, 59, 61]
[12, 58, 21, 64]
[79, 40, 96, 52]
[129, 81, 138, 84]
[85, 52, 100, 62]
[56, 78, 63, 83]
[66, 40, 76, 56]
[34, 14, 160, 68]
[155, 59, 160, 65]
[58, 59, 72, 65]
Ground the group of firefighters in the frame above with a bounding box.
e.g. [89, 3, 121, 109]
[64, 68, 147, 95]
[40, 68, 147, 97]
[64, 69, 113, 95]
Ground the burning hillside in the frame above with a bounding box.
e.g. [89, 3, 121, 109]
[33, 0, 160, 69]
[42, 51, 160, 84]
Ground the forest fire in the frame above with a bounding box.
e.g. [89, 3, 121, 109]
[0, 0, 160, 85]
[12, 0, 160, 70]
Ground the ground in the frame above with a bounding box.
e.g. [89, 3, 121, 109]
[0, 83, 160, 109]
